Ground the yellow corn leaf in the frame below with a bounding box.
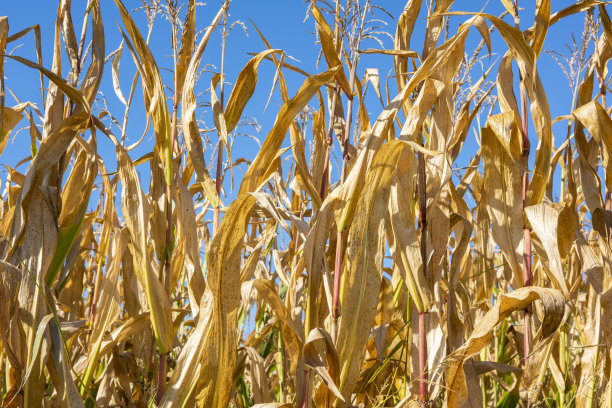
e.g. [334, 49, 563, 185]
[80, 226, 123, 397]
[573, 101, 612, 193]
[524, 0, 606, 43]
[46, 147, 97, 285]
[252, 279, 302, 342]
[0, 16, 7, 126]
[304, 198, 335, 335]
[114, 0, 172, 182]
[533, 0, 550, 57]
[59, 0, 78, 70]
[388, 183, 432, 312]
[309, 1, 352, 98]
[181, 2, 226, 207]
[334, 16, 481, 231]
[398, 78, 445, 141]
[569, 71, 604, 217]
[211, 73, 230, 164]
[116, 145, 173, 353]
[245, 26, 323, 208]
[79, 0, 104, 105]
[42, 3, 65, 138]
[499, 0, 516, 19]
[478, 14, 552, 205]
[2, 113, 91, 407]
[110, 40, 127, 106]
[360, 48, 419, 58]
[482, 112, 524, 290]
[422, 0, 453, 59]
[7, 113, 92, 245]
[195, 193, 255, 407]
[239, 66, 340, 194]
[525, 203, 572, 297]
[8, 55, 91, 115]
[445, 287, 564, 407]
[175, 0, 197, 100]
[0, 104, 27, 157]
[70, 312, 152, 379]
[224, 49, 280, 133]
[176, 176, 206, 319]
[160, 291, 214, 408]
[394, 0, 423, 110]
[289, 120, 323, 209]
[335, 139, 412, 405]
[496, 53, 522, 130]
[450, 70, 495, 161]
[304, 328, 344, 402]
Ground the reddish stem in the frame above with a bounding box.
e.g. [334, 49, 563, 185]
[520, 73, 532, 368]
[213, 8, 228, 235]
[512, 0, 533, 374]
[300, 369, 309, 408]
[418, 311, 428, 403]
[417, 147, 428, 403]
[156, 353, 167, 404]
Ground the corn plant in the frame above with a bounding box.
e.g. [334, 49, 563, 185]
[1, 0, 612, 407]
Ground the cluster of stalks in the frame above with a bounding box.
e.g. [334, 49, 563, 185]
[1, 0, 612, 407]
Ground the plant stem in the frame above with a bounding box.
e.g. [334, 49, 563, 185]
[417, 144, 428, 403]
[278, 327, 286, 403]
[157, 353, 167, 403]
[330, 0, 369, 344]
[319, 86, 338, 201]
[512, 1, 533, 384]
[597, 58, 611, 210]
[213, 6, 228, 235]
[157, 3, 180, 401]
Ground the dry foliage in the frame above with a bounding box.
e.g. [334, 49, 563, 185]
[1, 0, 612, 407]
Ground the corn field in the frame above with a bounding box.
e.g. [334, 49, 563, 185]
[1, 0, 612, 406]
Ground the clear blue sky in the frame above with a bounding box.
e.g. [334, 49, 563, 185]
[1, 0, 594, 204]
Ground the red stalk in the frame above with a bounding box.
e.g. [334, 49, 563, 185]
[417, 147, 428, 403]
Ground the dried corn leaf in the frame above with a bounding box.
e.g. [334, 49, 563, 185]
[445, 287, 564, 407]
[211, 73, 230, 162]
[573, 100, 612, 193]
[525, 202, 571, 297]
[533, 0, 551, 57]
[304, 328, 344, 402]
[289, 120, 323, 208]
[252, 279, 302, 342]
[175, 0, 197, 100]
[336, 139, 412, 405]
[160, 291, 213, 408]
[394, 0, 423, 107]
[79, 0, 104, 105]
[9, 55, 90, 114]
[388, 183, 432, 312]
[239, 66, 340, 194]
[46, 146, 97, 285]
[181, 3, 226, 206]
[476, 13, 553, 205]
[482, 112, 524, 290]
[114, 0, 172, 182]
[195, 193, 255, 407]
[116, 145, 173, 353]
[333, 16, 482, 231]
[110, 40, 127, 106]
[0, 104, 27, 157]
[309, 1, 352, 98]
[224, 49, 280, 133]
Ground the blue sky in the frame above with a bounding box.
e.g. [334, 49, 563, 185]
[1, 0, 596, 205]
